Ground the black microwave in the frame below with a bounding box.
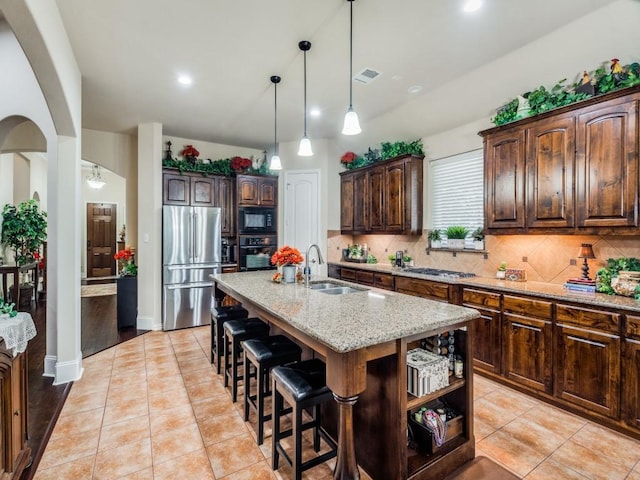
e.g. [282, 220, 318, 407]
[238, 207, 276, 234]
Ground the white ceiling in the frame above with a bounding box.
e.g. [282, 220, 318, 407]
[54, 0, 619, 152]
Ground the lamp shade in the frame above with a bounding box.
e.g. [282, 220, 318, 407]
[342, 108, 361, 135]
[298, 136, 313, 157]
[269, 154, 282, 170]
[578, 244, 596, 259]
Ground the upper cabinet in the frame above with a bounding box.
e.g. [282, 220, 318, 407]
[340, 154, 423, 235]
[481, 85, 640, 235]
[237, 174, 278, 207]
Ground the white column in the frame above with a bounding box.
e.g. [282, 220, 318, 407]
[136, 123, 163, 331]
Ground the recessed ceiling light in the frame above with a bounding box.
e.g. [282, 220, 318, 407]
[177, 74, 193, 86]
[408, 85, 423, 94]
[463, 0, 482, 12]
[310, 108, 321, 118]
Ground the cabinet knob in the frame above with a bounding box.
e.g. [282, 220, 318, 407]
[14, 410, 19, 416]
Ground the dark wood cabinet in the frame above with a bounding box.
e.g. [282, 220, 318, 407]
[502, 295, 553, 393]
[481, 85, 640, 235]
[163, 172, 191, 205]
[396, 276, 452, 303]
[340, 154, 423, 235]
[462, 288, 501, 375]
[526, 115, 575, 230]
[576, 97, 639, 229]
[215, 176, 234, 236]
[237, 174, 278, 206]
[623, 315, 640, 429]
[554, 304, 621, 419]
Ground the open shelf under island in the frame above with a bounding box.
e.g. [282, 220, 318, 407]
[212, 271, 479, 480]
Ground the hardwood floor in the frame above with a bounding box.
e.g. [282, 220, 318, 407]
[21, 288, 148, 480]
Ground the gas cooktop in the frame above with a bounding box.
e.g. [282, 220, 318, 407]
[405, 267, 476, 279]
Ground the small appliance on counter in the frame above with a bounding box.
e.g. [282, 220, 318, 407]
[221, 238, 237, 264]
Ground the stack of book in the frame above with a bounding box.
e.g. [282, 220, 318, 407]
[563, 278, 596, 294]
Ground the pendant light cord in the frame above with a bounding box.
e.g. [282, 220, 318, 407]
[348, 0, 354, 109]
[303, 49, 308, 136]
[274, 81, 278, 155]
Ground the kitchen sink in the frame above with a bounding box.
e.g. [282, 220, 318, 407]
[309, 282, 343, 290]
[317, 286, 367, 295]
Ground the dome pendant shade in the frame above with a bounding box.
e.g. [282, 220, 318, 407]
[269, 154, 282, 170]
[298, 136, 313, 157]
[270, 75, 283, 170]
[342, 107, 361, 135]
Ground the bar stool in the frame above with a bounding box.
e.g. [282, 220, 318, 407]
[223, 318, 270, 402]
[210, 304, 249, 374]
[271, 358, 337, 480]
[242, 335, 302, 445]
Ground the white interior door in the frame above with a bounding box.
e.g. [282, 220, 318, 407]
[283, 170, 322, 274]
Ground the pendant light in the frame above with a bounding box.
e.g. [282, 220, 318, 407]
[342, 0, 361, 135]
[269, 75, 283, 170]
[86, 164, 106, 189]
[297, 40, 313, 157]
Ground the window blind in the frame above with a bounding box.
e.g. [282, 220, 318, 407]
[430, 149, 484, 242]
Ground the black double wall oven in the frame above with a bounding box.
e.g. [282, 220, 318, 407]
[238, 207, 277, 271]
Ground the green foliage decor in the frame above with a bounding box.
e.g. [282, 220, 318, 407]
[162, 156, 275, 177]
[596, 257, 640, 297]
[492, 59, 640, 126]
[471, 227, 484, 241]
[1, 200, 47, 266]
[341, 140, 424, 171]
[0, 298, 17, 317]
[427, 229, 442, 241]
[444, 225, 469, 239]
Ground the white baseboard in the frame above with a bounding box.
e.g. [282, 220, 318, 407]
[43, 355, 57, 378]
[52, 353, 83, 385]
[137, 315, 162, 331]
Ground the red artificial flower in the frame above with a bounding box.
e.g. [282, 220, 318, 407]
[271, 245, 304, 266]
[114, 247, 133, 262]
[230, 156, 252, 171]
[341, 151, 357, 164]
[181, 145, 200, 158]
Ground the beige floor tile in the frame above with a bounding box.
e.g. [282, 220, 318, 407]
[152, 422, 204, 465]
[48, 407, 104, 441]
[551, 439, 632, 480]
[179, 356, 213, 373]
[219, 459, 277, 480]
[119, 467, 154, 479]
[499, 417, 567, 455]
[38, 428, 100, 470]
[144, 362, 181, 377]
[109, 367, 147, 389]
[32, 455, 95, 480]
[570, 423, 640, 470]
[182, 366, 219, 387]
[175, 347, 208, 362]
[473, 417, 496, 442]
[153, 448, 215, 480]
[69, 375, 110, 397]
[93, 437, 152, 480]
[102, 398, 149, 426]
[149, 404, 197, 436]
[207, 432, 265, 478]
[192, 394, 236, 421]
[628, 470, 640, 480]
[148, 386, 190, 413]
[112, 356, 146, 373]
[474, 397, 519, 430]
[473, 375, 501, 399]
[106, 381, 148, 406]
[186, 376, 228, 402]
[146, 372, 186, 396]
[519, 402, 586, 440]
[524, 458, 589, 479]
[481, 387, 540, 417]
[98, 415, 150, 451]
[476, 429, 548, 478]
[61, 388, 108, 416]
[198, 410, 248, 445]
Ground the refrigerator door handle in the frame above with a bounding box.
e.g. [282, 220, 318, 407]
[166, 282, 212, 290]
[193, 212, 199, 261]
[166, 264, 220, 271]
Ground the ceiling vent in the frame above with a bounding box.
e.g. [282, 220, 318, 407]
[353, 67, 382, 85]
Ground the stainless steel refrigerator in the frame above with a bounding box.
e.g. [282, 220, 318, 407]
[162, 205, 221, 330]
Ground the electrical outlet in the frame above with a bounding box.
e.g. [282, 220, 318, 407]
[385, 248, 388, 253]
[522, 256, 528, 262]
[569, 259, 577, 266]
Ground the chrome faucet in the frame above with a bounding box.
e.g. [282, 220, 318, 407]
[304, 244, 325, 287]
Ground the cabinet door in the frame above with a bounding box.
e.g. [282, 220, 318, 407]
[576, 99, 639, 228]
[190, 176, 216, 207]
[462, 288, 501, 374]
[395, 277, 450, 303]
[163, 173, 190, 205]
[258, 177, 277, 206]
[216, 176, 234, 236]
[485, 128, 526, 229]
[384, 161, 405, 232]
[340, 174, 355, 232]
[526, 116, 575, 229]
[555, 323, 620, 418]
[237, 175, 259, 205]
[353, 171, 369, 233]
[622, 338, 640, 430]
[368, 166, 385, 232]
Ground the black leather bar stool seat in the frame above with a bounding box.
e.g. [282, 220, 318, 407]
[271, 358, 337, 480]
[242, 335, 302, 445]
[210, 305, 249, 374]
[223, 317, 270, 402]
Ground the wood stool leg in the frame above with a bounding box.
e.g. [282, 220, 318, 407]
[313, 403, 321, 452]
[293, 401, 303, 480]
[272, 379, 282, 470]
[223, 332, 230, 387]
[231, 338, 239, 402]
[256, 364, 265, 445]
[243, 355, 251, 421]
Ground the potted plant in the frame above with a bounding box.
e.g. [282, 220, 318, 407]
[471, 228, 485, 250]
[403, 254, 413, 267]
[1, 200, 47, 266]
[496, 261, 507, 279]
[428, 229, 442, 249]
[114, 246, 138, 328]
[445, 226, 469, 250]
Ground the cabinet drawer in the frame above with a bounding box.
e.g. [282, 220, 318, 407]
[328, 265, 341, 279]
[462, 288, 500, 310]
[396, 277, 449, 302]
[556, 304, 620, 334]
[374, 273, 394, 291]
[626, 314, 640, 340]
[340, 268, 357, 281]
[356, 270, 374, 285]
[503, 295, 552, 319]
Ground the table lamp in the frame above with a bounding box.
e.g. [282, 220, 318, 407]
[578, 244, 596, 280]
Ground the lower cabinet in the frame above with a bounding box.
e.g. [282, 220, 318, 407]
[462, 288, 501, 375]
[623, 315, 640, 429]
[501, 295, 553, 393]
[396, 277, 451, 303]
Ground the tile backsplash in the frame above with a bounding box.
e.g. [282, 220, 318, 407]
[327, 230, 640, 285]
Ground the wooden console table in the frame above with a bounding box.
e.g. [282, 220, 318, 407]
[0, 263, 38, 308]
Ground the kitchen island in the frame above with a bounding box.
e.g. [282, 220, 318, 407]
[213, 271, 480, 480]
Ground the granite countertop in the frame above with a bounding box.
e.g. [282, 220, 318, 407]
[212, 271, 479, 353]
[330, 261, 640, 312]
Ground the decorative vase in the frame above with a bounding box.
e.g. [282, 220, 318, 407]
[282, 265, 297, 284]
[448, 239, 465, 250]
[430, 240, 441, 249]
[496, 271, 506, 279]
[474, 240, 484, 251]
